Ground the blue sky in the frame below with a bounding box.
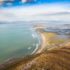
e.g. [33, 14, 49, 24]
[0, 0, 70, 7]
[14, 0, 70, 3]
[39, 0, 70, 3]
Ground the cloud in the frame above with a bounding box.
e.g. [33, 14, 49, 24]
[0, 3, 70, 22]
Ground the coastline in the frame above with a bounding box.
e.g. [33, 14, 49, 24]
[32, 27, 51, 54]
[35, 31, 47, 54]
[31, 27, 47, 54]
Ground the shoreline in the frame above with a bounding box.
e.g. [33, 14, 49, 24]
[32, 27, 47, 54]
[35, 31, 47, 54]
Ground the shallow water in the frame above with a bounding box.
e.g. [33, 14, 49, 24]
[0, 23, 39, 63]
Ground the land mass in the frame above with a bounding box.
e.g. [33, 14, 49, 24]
[0, 27, 70, 70]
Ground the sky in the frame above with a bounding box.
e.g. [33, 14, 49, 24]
[0, 0, 70, 22]
[0, 0, 70, 7]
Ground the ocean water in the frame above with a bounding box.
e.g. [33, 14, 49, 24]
[0, 23, 39, 63]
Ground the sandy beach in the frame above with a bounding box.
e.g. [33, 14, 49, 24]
[36, 31, 47, 53]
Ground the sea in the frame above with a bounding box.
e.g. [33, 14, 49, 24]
[0, 23, 39, 63]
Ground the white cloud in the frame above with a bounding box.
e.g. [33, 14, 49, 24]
[0, 3, 70, 22]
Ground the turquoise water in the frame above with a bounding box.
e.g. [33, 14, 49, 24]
[0, 23, 39, 63]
